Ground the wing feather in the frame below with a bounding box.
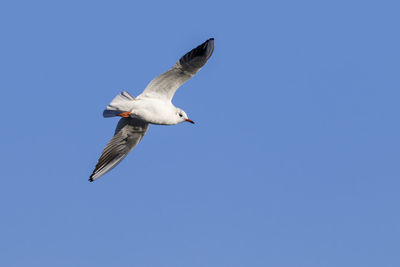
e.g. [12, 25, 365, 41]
[89, 118, 149, 181]
[138, 38, 214, 100]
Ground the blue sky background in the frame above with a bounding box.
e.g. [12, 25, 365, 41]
[1, 0, 399, 266]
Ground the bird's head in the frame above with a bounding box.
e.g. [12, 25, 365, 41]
[176, 108, 194, 124]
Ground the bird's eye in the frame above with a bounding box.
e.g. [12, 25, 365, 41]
[179, 114, 183, 117]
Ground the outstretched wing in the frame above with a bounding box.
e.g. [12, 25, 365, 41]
[89, 118, 149, 181]
[138, 38, 214, 101]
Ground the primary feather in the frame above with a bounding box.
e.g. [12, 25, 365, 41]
[89, 118, 149, 181]
[138, 38, 214, 100]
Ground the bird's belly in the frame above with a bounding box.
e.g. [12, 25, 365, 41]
[130, 99, 176, 125]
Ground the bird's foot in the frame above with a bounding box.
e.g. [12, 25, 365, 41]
[118, 112, 132, 117]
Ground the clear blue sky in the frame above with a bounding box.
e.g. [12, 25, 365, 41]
[1, 0, 399, 266]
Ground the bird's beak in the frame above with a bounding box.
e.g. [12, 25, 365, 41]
[185, 119, 195, 124]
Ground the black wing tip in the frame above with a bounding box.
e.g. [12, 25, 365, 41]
[88, 175, 95, 182]
[205, 38, 214, 50]
[192, 38, 215, 54]
[204, 38, 214, 55]
[204, 38, 214, 49]
[179, 38, 214, 66]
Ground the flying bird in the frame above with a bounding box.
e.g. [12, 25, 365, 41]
[89, 38, 214, 181]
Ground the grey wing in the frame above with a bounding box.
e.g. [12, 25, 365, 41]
[138, 38, 214, 101]
[89, 118, 149, 181]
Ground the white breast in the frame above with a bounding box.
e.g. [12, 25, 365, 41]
[131, 98, 178, 125]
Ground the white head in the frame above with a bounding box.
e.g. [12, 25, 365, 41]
[176, 108, 194, 124]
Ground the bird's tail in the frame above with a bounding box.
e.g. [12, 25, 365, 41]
[103, 91, 135, 118]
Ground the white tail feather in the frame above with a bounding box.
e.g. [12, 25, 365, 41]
[103, 91, 135, 118]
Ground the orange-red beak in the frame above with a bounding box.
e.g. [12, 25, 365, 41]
[185, 119, 195, 124]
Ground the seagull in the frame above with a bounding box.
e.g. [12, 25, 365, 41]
[89, 38, 214, 181]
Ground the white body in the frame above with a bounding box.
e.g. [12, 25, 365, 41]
[105, 91, 188, 125]
[121, 97, 181, 125]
